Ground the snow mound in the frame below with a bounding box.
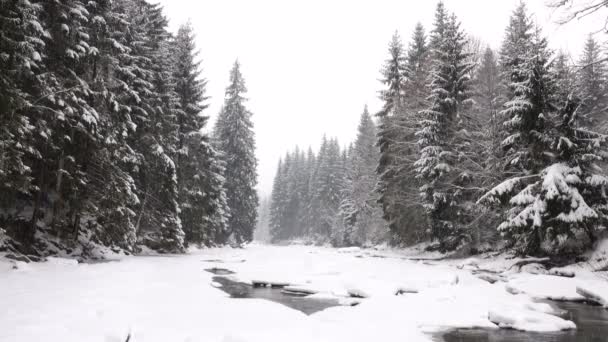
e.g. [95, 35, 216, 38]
[488, 307, 576, 332]
[576, 282, 608, 308]
[45, 257, 79, 266]
[506, 275, 585, 301]
[337, 247, 361, 254]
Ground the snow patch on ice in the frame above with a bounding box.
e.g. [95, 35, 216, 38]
[488, 306, 576, 332]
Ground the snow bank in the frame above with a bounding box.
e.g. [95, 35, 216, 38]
[488, 307, 576, 332]
[337, 247, 361, 253]
[45, 257, 79, 266]
[506, 274, 586, 301]
[577, 281, 608, 307]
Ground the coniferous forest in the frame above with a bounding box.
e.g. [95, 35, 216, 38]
[4, 2, 608, 341]
[268, 2, 608, 257]
[1, 0, 607, 259]
[0, 0, 258, 258]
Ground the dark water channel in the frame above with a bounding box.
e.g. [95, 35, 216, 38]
[438, 301, 608, 342]
[209, 273, 341, 315]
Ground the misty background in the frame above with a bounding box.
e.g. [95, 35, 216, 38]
[156, 0, 605, 194]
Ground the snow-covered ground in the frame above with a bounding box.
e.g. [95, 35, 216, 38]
[2, 243, 607, 342]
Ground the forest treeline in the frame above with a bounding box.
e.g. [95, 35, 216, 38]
[0, 0, 258, 258]
[268, 2, 608, 256]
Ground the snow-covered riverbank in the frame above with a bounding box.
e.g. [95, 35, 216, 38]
[2, 244, 607, 342]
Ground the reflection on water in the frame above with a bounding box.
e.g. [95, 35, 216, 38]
[440, 301, 608, 342]
[211, 276, 340, 315]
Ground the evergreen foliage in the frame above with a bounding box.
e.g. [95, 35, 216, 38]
[213, 61, 259, 245]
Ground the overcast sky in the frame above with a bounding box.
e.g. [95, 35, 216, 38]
[155, 0, 604, 195]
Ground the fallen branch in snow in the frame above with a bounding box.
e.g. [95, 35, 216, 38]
[395, 287, 418, 295]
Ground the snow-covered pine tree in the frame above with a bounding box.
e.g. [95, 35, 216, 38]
[548, 95, 608, 248]
[376, 32, 407, 233]
[479, 89, 608, 255]
[34, 0, 103, 246]
[477, 4, 601, 255]
[414, 6, 475, 251]
[80, 0, 140, 251]
[474, 47, 502, 154]
[576, 36, 607, 129]
[388, 23, 432, 245]
[552, 51, 576, 109]
[404, 23, 430, 112]
[340, 106, 385, 246]
[270, 156, 289, 242]
[171, 21, 227, 246]
[499, 7, 554, 178]
[465, 45, 506, 249]
[255, 195, 271, 242]
[299, 147, 316, 237]
[214, 61, 259, 244]
[117, 0, 184, 253]
[284, 147, 304, 238]
[0, 0, 45, 247]
[306, 137, 338, 241]
[269, 159, 282, 242]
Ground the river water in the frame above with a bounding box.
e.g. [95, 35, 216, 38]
[439, 301, 608, 342]
[211, 275, 341, 315]
[207, 269, 608, 340]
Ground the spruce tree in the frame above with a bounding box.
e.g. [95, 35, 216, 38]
[415, 7, 475, 250]
[172, 22, 227, 246]
[340, 106, 385, 246]
[309, 137, 342, 241]
[480, 86, 608, 255]
[83, 0, 140, 251]
[298, 147, 317, 238]
[270, 155, 291, 242]
[376, 31, 406, 238]
[388, 23, 432, 245]
[33, 0, 106, 247]
[214, 61, 259, 244]
[477, 4, 601, 255]
[117, 0, 184, 253]
[474, 47, 502, 154]
[0, 0, 45, 245]
[576, 36, 607, 128]
[404, 23, 430, 111]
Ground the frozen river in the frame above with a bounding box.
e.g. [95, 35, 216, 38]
[2, 244, 607, 342]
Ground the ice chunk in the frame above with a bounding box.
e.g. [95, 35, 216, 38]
[488, 307, 576, 332]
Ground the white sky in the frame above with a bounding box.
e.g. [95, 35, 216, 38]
[154, 0, 605, 195]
